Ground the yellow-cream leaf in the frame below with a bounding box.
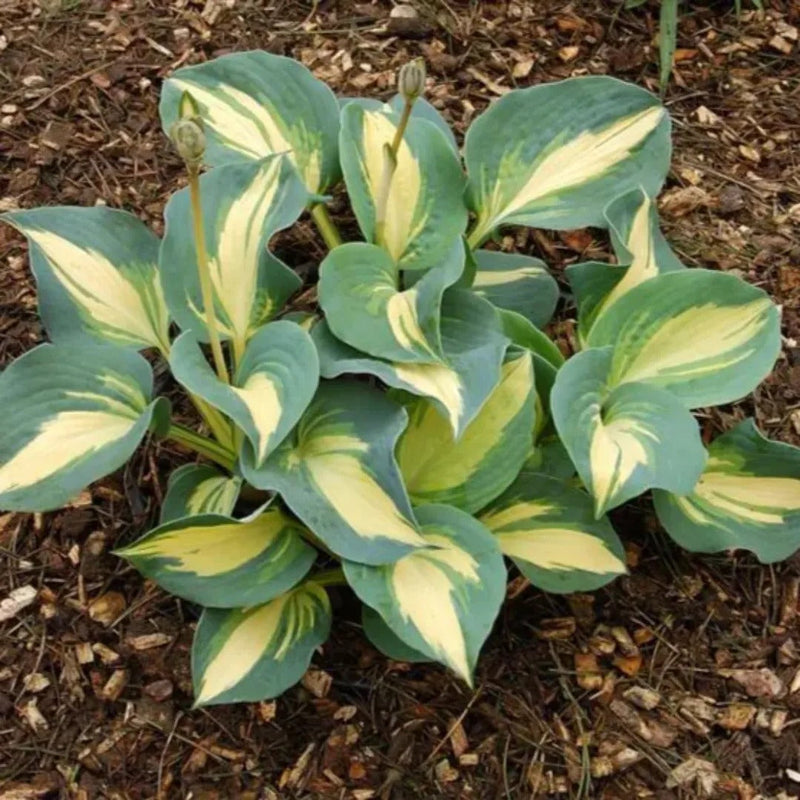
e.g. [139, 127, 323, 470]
[22, 229, 168, 348]
[170, 79, 288, 161]
[186, 476, 239, 516]
[362, 110, 422, 262]
[601, 194, 656, 311]
[692, 472, 800, 525]
[195, 596, 289, 704]
[209, 157, 283, 345]
[391, 540, 479, 682]
[588, 416, 657, 512]
[385, 288, 436, 357]
[120, 512, 286, 576]
[472, 266, 546, 288]
[393, 361, 464, 431]
[0, 411, 137, 494]
[231, 372, 281, 463]
[401, 353, 533, 493]
[485, 106, 664, 228]
[303, 435, 426, 547]
[616, 298, 773, 386]
[480, 500, 557, 531]
[497, 528, 626, 573]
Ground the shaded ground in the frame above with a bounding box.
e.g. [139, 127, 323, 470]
[1, 0, 800, 797]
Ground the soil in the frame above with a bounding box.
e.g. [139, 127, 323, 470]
[1, 1, 800, 798]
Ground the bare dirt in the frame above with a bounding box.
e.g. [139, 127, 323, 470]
[1, 1, 800, 798]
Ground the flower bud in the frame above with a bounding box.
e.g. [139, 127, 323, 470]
[170, 118, 206, 165]
[398, 58, 426, 103]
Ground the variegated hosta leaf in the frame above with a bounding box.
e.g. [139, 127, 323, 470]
[0, 343, 164, 512]
[160, 50, 341, 193]
[318, 239, 463, 364]
[160, 464, 241, 524]
[339, 102, 467, 270]
[344, 504, 506, 684]
[241, 380, 426, 565]
[481, 473, 626, 593]
[472, 250, 559, 328]
[522, 438, 576, 482]
[170, 322, 319, 467]
[361, 605, 430, 663]
[345, 96, 458, 153]
[117, 505, 315, 608]
[654, 419, 800, 563]
[192, 580, 331, 706]
[160, 155, 307, 350]
[314, 289, 507, 437]
[464, 77, 670, 244]
[500, 309, 565, 369]
[397, 351, 536, 513]
[585, 269, 781, 409]
[551, 347, 706, 516]
[568, 187, 684, 339]
[2, 207, 169, 351]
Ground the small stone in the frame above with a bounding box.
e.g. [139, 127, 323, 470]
[144, 679, 173, 702]
[717, 184, 745, 215]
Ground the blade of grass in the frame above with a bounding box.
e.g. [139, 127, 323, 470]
[659, 0, 679, 95]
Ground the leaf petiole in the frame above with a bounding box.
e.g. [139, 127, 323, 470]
[167, 422, 236, 471]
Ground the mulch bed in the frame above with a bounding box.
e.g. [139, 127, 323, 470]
[1, 1, 800, 797]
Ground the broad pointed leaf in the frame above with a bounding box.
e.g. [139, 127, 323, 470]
[170, 322, 319, 466]
[192, 580, 331, 706]
[551, 347, 706, 516]
[586, 269, 781, 408]
[313, 289, 507, 437]
[362, 605, 430, 663]
[339, 102, 467, 270]
[344, 504, 506, 684]
[464, 76, 670, 244]
[481, 473, 626, 592]
[117, 505, 315, 608]
[2, 207, 169, 351]
[397, 351, 536, 513]
[654, 419, 800, 563]
[160, 155, 307, 349]
[568, 188, 684, 338]
[500, 309, 565, 368]
[160, 50, 340, 193]
[318, 239, 463, 363]
[472, 250, 559, 328]
[160, 464, 241, 524]
[241, 381, 426, 565]
[0, 343, 162, 511]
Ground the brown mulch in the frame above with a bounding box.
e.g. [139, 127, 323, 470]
[2, 1, 800, 798]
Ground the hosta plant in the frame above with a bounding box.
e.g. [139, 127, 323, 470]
[2, 51, 798, 707]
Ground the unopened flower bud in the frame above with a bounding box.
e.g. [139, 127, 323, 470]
[398, 58, 426, 103]
[170, 118, 206, 165]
